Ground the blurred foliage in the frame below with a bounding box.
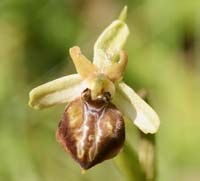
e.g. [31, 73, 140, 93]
[0, 0, 200, 180]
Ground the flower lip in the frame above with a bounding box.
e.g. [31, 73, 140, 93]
[56, 88, 125, 170]
[81, 88, 111, 111]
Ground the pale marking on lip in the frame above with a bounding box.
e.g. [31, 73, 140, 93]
[77, 103, 89, 159]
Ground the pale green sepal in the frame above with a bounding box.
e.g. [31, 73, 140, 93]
[113, 82, 160, 134]
[118, 6, 127, 21]
[29, 74, 85, 109]
[93, 19, 129, 68]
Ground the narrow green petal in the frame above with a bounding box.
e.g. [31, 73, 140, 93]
[93, 11, 129, 69]
[113, 82, 160, 134]
[69, 46, 98, 78]
[29, 74, 86, 109]
[104, 51, 128, 82]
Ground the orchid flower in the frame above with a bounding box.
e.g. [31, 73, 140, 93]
[29, 6, 160, 170]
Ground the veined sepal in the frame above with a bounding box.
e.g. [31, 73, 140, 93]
[29, 74, 86, 109]
[93, 6, 129, 69]
[112, 82, 160, 134]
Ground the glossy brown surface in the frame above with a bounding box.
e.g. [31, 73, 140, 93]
[56, 89, 125, 169]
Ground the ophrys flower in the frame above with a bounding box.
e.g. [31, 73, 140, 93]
[29, 6, 160, 170]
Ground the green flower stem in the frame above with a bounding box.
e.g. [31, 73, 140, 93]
[114, 89, 157, 181]
[114, 142, 145, 181]
[138, 131, 156, 181]
[137, 90, 157, 181]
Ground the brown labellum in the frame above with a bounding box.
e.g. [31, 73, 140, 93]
[56, 89, 125, 170]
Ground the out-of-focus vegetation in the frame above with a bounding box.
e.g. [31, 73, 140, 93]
[0, 0, 200, 180]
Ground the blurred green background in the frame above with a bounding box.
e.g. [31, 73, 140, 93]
[0, 0, 200, 180]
